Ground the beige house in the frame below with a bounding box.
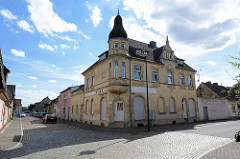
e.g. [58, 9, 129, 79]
[69, 85, 84, 122]
[82, 13, 199, 127]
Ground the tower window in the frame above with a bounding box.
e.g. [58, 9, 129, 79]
[121, 42, 125, 49]
[114, 42, 118, 48]
[114, 61, 118, 78]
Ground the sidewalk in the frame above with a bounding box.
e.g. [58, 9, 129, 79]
[0, 117, 22, 151]
[201, 141, 240, 159]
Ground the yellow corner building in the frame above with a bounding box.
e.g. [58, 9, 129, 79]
[82, 12, 199, 127]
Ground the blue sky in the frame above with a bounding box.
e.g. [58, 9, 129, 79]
[0, 0, 239, 106]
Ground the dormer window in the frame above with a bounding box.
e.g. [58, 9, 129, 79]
[136, 50, 141, 55]
[165, 52, 168, 59]
[169, 53, 173, 60]
[99, 54, 106, 61]
[114, 42, 118, 48]
[121, 42, 125, 49]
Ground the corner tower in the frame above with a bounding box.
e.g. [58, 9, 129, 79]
[108, 11, 129, 55]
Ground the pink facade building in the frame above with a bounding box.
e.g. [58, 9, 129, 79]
[58, 87, 71, 120]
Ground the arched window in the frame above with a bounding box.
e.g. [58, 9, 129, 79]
[86, 100, 89, 114]
[158, 97, 164, 113]
[182, 99, 187, 118]
[91, 99, 94, 115]
[189, 99, 196, 117]
[101, 98, 107, 120]
[170, 98, 175, 113]
[134, 97, 145, 120]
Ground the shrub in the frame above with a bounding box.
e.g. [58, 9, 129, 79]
[11, 117, 15, 120]
[234, 130, 240, 142]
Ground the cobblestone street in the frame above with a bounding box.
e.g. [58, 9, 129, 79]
[0, 116, 236, 159]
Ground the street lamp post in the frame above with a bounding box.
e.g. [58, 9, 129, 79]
[141, 48, 150, 131]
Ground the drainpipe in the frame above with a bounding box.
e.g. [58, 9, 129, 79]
[129, 57, 132, 127]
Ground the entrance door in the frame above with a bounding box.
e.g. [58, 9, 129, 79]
[182, 99, 187, 119]
[134, 97, 145, 120]
[114, 100, 124, 121]
[101, 98, 106, 120]
[203, 107, 209, 121]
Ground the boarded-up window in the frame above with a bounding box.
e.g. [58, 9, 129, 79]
[189, 99, 196, 117]
[158, 97, 164, 113]
[170, 98, 175, 113]
[134, 97, 145, 120]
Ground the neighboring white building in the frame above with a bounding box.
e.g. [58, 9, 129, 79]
[197, 82, 239, 121]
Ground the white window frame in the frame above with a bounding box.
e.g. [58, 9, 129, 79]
[179, 73, 184, 86]
[122, 62, 125, 78]
[152, 69, 158, 82]
[114, 61, 118, 78]
[134, 65, 142, 80]
[167, 72, 173, 84]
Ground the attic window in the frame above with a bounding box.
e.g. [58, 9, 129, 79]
[169, 54, 173, 60]
[178, 60, 184, 66]
[136, 50, 141, 55]
[99, 54, 106, 61]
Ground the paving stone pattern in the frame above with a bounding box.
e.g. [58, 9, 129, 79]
[0, 117, 234, 159]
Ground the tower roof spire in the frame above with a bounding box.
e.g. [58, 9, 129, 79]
[108, 10, 128, 40]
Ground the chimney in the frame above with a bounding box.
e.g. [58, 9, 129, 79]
[149, 41, 157, 48]
[206, 81, 211, 84]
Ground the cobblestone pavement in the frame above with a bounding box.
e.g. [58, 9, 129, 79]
[0, 117, 234, 159]
[201, 141, 240, 159]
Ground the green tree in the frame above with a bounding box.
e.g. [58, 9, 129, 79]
[228, 56, 240, 102]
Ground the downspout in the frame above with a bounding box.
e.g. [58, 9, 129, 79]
[129, 57, 132, 127]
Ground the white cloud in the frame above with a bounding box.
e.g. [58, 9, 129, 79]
[27, 76, 38, 80]
[17, 20, 34, 33]
[59, 36, 75, 42]
[16, 89, 58, 106]
[10, 49, 25, 57]
[207, 61, 217, 66]
[62, 51, 65, 55]
[78, 30, 91, 40]
[89, 52, 93, 56]
[25, 0, 77, 35]
[60, 44, 70, 49]
[73, 45, 79, 49]
[122, 0, 240, 57]
[38, 43, 56, 51]
[90, 6, 103, 27]
[0, 9, 17, 19]
[48, 80, 56, 83]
